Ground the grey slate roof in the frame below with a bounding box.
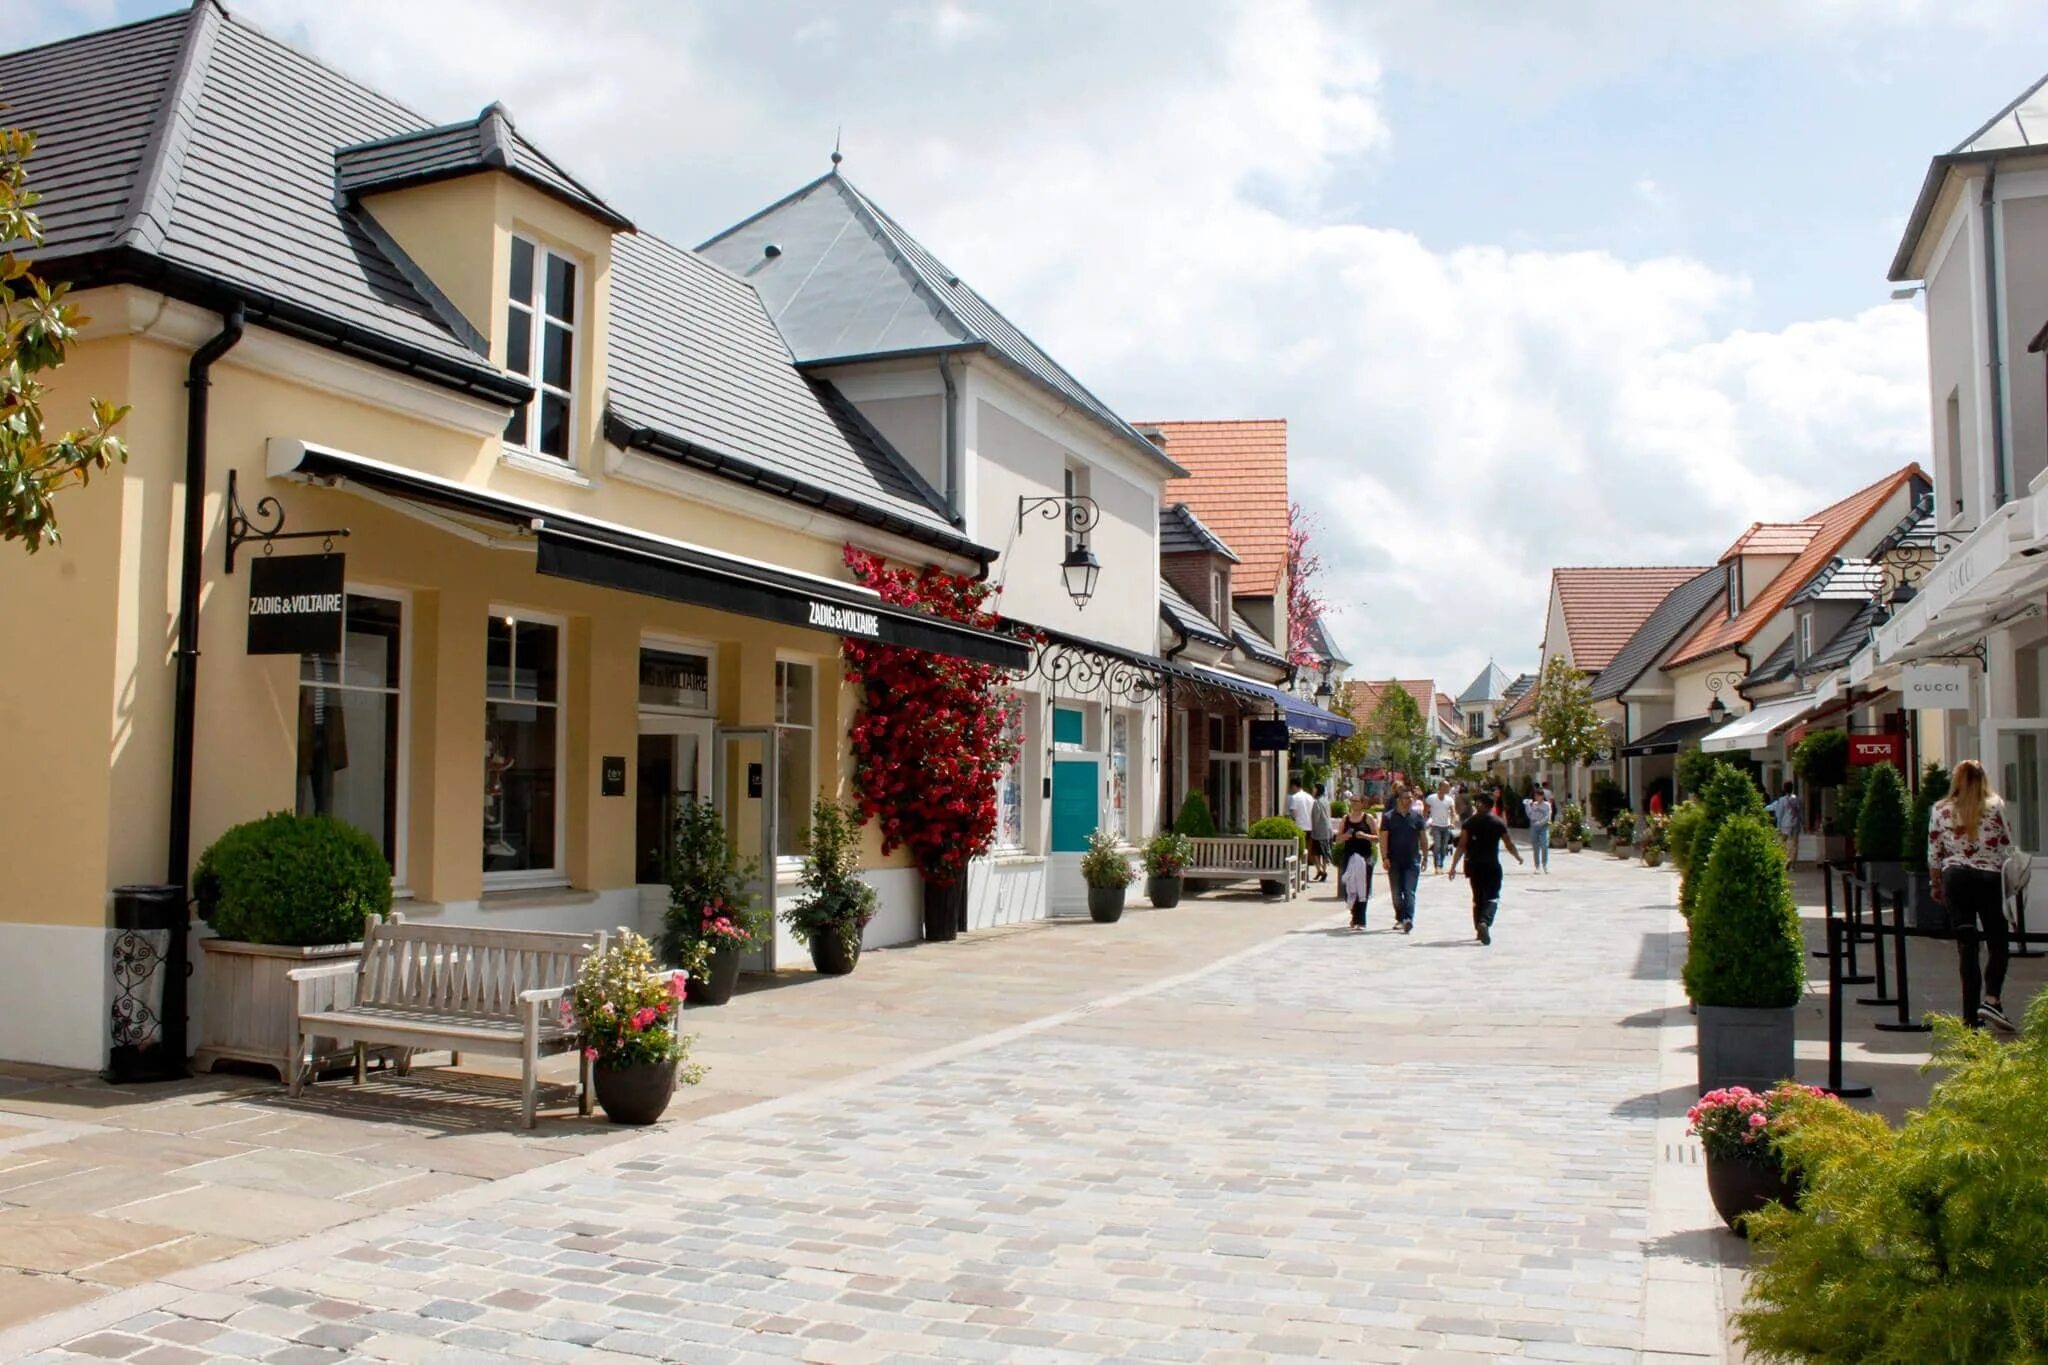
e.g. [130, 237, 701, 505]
[1307, 615, 1348, 666]
[1789, 557, 1885, 605]
[1803, 599, 1883, 676]
[1160, 503, 1239, 561]
[1747, 633, 1798, 687]
[1893, 73, 2048, 279]
[1503, 673, 1537, 706]
[698, 172, 1184, 477]
[1160, 578, 1230, 648]
[1589, 565, 1728, 701]
[1232, 611, 1288, 668]
[335, 103, 633, 232]
[1457, 661, 1511, 706]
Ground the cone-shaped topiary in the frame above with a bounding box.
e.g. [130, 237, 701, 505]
[1907, 762, 1949, 873]
[1684, 814, 1805, 1008]
[1681, 762, 1768, 914]
[1173, 791, 1217, 837]
[1856, 760, 1909, 862]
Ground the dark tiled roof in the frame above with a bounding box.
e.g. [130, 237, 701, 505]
[1789, 557, 1885, 604]
[1589, 566, 1727, 701]
[1159, 503, 1239, 561]
[1232, 611, 1288, 667]
[1160, 578, 1229, 648]
[335, 102, 633, 231]
[1307, 615, 1348, 666]
[1803, 599, 1883, 676]
[1747, 634, 1798, 686]
[697, 173, 1181, 476]
[1458, 661, 1511, 705]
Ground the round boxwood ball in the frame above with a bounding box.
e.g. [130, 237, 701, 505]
[195, 811, 392, 946]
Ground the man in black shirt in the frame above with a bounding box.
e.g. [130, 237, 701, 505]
[1378, 787, 1430, 933]
[1447, 790, 1523, 945]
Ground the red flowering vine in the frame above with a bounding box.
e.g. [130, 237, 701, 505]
[841, 546, 1025, 887]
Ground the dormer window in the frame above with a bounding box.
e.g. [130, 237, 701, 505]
[1798, 611, 1813, 662]
[504, 235, 578, 462]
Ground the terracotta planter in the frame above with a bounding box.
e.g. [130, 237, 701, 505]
[593, 1059, 678, 1125]
[1145, 874, 1183, 909]
[808, 931, 860, 976]
[689, 944, 743, 1007]
[921, 878, 963, 943]
[1566, 840, 1584, 854]
[195, 937, 364, 1081]
[1087, 884, 1127, 923]
[1643, 848, 1665, 867]
[1705, 1152, 1802, 1235]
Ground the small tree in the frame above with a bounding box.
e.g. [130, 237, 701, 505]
[1684, 762, 1767, 914]
[1172, 791, 1216, 838]
[1790, 728, 1849, 791]
[0, 120, 131, 552]
[1856, 761, 1910, 862]
[1326, 684, 1370, 777]
[1684, 813, 1805, 1008]
[1533, 655, 1604, 791]
[1677, 744, 1719, 800]
[1364, 683, 1436, 784]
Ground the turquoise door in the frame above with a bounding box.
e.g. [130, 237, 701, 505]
[1051, 759, 1099, 853]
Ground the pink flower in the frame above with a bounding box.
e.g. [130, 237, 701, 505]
[669, 973, 688, 999]
[630, 1007, 658, 1032]
[1749, 1113, 1768, 1128]
[582, 1047, 599, 1061]
[558, 1000, 572, 1023]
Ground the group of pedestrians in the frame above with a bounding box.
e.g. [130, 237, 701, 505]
[1314, 777, 1526, 946]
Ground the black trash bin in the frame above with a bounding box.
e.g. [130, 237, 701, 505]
[104, 884, 191, 1083]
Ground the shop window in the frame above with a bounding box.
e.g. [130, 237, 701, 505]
[484, 613, 563, 882]
[1053, 706, 1084, 749]
[503, 235, 578, 462]
[638, 644, 712, 713]
[299, 592, 405, 877]
[1108, 710, 1130, 840]
[995, 704, 1026, 850]
[775, 659, 815, 859]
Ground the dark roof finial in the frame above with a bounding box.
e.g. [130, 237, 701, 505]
[830, 126, 842, 170]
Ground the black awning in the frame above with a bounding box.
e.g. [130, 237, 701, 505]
[282, 442, 1030, 670]
[1621, 715, 1719, 757]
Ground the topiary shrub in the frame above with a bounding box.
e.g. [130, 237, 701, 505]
[194, 811, 392, 947]
[1832, 765, 1869, 842]
[1736, 1000, 2048, 1361]
[1790, 728, 1849, 790]
[1907, 762, 1950, 873]
[1683, 813, 1804, 1008]
[1856, 761, 1909, 862]
[1677, 744, 1719, 799]
[1590, 777, 1629, 826]
[1681, 763, 1768, 913]
[1247, 816, 1304, 847]
[1173, 791, 1217, 838]
[1668, 800, 1707, 878]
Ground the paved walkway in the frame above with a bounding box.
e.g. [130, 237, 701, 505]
[5, 855, 1731, 1363]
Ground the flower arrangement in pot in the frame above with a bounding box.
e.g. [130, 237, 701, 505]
[1640, 812, 1670, 867]
[1609, 807, 1637, 856]
[1080, 829, 1135, 923]
[570, 931, 704, 1126]
[1142, 831, 1193, 908]
[664, 800, 766, 1007]
[1686, 1081, 1830, 1234]
[1558, 802, 1588, 853]
[783, 797, 877, 976]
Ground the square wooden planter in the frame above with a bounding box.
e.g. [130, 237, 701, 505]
[194, 937, 364, 1081]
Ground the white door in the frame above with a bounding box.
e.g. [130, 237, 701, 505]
[636, 715, 713, 922]
[1985, 720, 2048, 854]
[715, 727, 778, 973]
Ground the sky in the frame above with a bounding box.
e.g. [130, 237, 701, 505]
[22, 0, 2048, 692]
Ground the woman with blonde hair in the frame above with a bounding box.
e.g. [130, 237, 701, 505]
[1927, 759, 2018, 1031]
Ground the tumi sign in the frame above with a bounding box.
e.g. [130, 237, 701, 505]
[1848, 733, 1905, 768]
[1902, 664, 1970, 710]
[246, 554, 344, 655]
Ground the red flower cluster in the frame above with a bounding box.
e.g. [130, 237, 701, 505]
[841, 546, 1025, 887]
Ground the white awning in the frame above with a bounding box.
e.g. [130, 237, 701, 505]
[1876, 497, 2047, 662]
[1469, 738, 1512, 762]
[1498, 735, 1541, 762]
[1701, 693, 1819, 753]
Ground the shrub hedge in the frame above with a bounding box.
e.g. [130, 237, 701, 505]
[195, 811, 391, 947]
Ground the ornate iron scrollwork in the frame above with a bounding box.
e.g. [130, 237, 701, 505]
[1016, 494, 1101, 538]
[226, 469, 352, 573]
[108, 926, 168, 1050]
[1875, 528, 1968, 606]
[1020, 637, 1162, 702]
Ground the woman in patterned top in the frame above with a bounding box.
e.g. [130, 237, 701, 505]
[1927, 759, 2017, 1031]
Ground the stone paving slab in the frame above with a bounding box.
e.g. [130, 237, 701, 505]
[5, 855, 1736, 1361]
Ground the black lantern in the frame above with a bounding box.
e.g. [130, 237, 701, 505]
[1708, 694, 1729, 726]
[1315, 677, 1334, 703]
[1061, 543, 1101, 610]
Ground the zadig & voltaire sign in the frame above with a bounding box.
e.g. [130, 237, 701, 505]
[246, 554, 346, 655]
[808, 600, 880, 638]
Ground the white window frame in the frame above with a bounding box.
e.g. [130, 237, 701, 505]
[637, 633, 719, 718]
[301, 584, 412, 896]
[774, 652, 819, 871]
[502, 233, 582, 466]
[1797, 613, 1813, 662]
[484, 605, 568, 891]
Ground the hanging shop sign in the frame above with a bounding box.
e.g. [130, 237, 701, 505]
[1902, 664, 1970, 710]
[246, 554, 345, 655]
[1248, 719, 1291, 752]
[1848, 733, 1904, 768]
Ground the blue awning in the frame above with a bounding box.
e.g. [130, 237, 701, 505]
[1176, 663, 1355, 738]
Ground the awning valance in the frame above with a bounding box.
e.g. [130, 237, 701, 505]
[1701, 693, 1818, 754]
[1620, 715, 1719, 757]
[1175, 663, 1355, 738]
[271, 440, 1031, 669]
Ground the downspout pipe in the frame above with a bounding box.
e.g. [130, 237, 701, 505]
[1984, 164, 2011, 508]
[167, 304, 246, 890]
[938, 353, 963, 526]
[1162, 621, 1190, 828]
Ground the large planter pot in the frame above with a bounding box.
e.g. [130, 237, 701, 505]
[592, 1059, 679, 1125]
[921, 878, 963, 943]
[1642, 847, 1665, 867]
[808, 932, 860, 977]
[1611, 842, 1635, 859]
[689, 944, 743, 1007]
[195, 937, 364, 1081]
[1087, 885, 1127, 923]
[1908, 871, 1951, 932]
[1705, 1152, 1802, 1236]
[1696, 1004, 1797, 1095]
[1566, 839, 1584, 854]
[1144, 874, 1183, 909]
[1866, 858, 1908, 899]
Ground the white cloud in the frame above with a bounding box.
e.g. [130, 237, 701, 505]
[222, 0, 1930, 689]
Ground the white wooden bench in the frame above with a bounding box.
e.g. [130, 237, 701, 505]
[287, 915, 608, 1129]
[1183, 837, 1302, 900]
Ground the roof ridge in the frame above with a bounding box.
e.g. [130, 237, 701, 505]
[112, 0, 222, 255]
[694, 168, 838, 253]
[1956, 68, 2048, 153]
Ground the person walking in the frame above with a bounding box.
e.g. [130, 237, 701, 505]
[1524, 787, 1553, 874]
[1288, 776, 1314, 836]
[1425, 780, 1457, 871]
[1448, 790, 1523, 945]
[1380, 788, 1430, 934]
[1337, 797, 1379, 927]
[1927, 759, 2019, 1031]
[1765, 784, 1803, 864]
[1309, 786, 1333, 883]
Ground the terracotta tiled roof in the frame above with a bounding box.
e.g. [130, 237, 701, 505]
[1723, 522, 1820, 559]
[1345, 678, 1437, 722]
[1553, 567, 1712, 673]
[1501, 684, 1540, 723]
[1667, 464, 1926, 669]
[1142, 420, 1289, 596]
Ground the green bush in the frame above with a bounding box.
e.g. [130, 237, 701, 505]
[1832, 765, 1869, 839]
[1247, 816, 1304, 847]
[1683, 763, 1768, 914]
[1173, 791, 1216, 837]
[1557, 802, 1588, 843]
[1141, 831, 1192, 878]
[665, 800, 765, 965]
[783, 798, 876, 954]
[1907, 762, 1950, 873]
[1328, 799, 1349, 819]
[194, 811, 391, 947]
[1683, 813, 1804, 1008]
[1590, 777, 1629, 826]
[1081, 829, 1134, 888]
[1790, 728, 1849, 789]
[1736, 1000, 2048, 1362]
[1856, 761, 1910, 861]
[1668, 800, 1707, 879]
[1610, 809, 1638, 844]
[1677, 744, 1719, 799]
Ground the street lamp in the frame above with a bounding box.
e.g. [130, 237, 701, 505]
[1708, 693, 1729, 726]
[1018, 494, 1103, 611]
[1059, 543, 1100, 610]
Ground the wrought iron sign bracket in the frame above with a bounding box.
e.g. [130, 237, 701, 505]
[1876, 528, 1970, 604]
[225, 469, 351, 574]
[1016, 494, 1101, 537]
[1925, 640, 1990, 669]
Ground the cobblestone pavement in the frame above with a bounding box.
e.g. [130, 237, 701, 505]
[12, 855, 1723, 1363]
